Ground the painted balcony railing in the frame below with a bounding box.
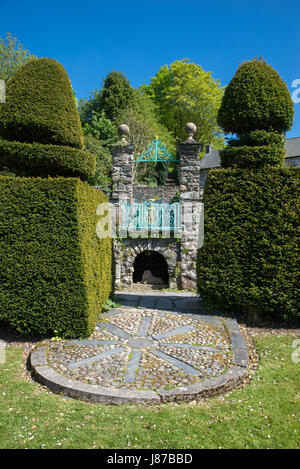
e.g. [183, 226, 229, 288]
[120, 201, 182, 231]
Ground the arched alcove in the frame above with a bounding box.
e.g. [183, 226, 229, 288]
[133, 250, 169, 285]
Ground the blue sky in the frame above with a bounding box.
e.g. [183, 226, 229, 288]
[1, 0, 300, 137]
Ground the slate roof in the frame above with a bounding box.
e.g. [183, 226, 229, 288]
[200, 137, 300, 170]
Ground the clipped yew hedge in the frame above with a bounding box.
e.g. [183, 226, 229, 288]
[0, 58, 84, 149]
[0, 138, 96, 180]
[197, 167, 300, 321]
[220, 145, 285, 169]
[0, 176, 112, 338]
[217, 59, 294, 135]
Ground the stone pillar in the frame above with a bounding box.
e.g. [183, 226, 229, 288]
[178, 123, 203, 290]
[110, 124, 134, 289]
[111, 124, 134, 202]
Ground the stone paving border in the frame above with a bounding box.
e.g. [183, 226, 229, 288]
[30, 315, 249, 405]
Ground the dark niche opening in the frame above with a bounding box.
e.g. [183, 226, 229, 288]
[133, 250, 169, 285]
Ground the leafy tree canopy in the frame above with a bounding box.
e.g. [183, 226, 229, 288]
[142, 59, 225, 148]
[118, 89, 176, 154]
[78, 71, 134, 124]
[0, 33, 37, 81]
[117, 88, 176, 186]
[82, 111, 118, 145]
[84, 134, 112, 191]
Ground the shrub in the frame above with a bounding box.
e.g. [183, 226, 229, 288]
[217, 58, 294, 135]
[0, 138, 96, 180]
[220, 145, 285, 169]
[197, 167, 300, 321]
[99, 71, 134, 122]
[228, 130, 284, 148]
[0, 176, 112, 338]
[0, 58, 84, 148]
[156, 160, 170, 186]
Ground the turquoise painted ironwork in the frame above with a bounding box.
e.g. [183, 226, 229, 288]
[120, 201, 182, 231]
[135, 139, 178, 162]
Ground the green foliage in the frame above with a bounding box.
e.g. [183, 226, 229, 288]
[82, 111, 118, 144]
[0, 176, 112, 338]
[228, 130, 285, 148]
[173, 161, 180, 185]
[197, 167, 300, 321]
[118, 89, 175, 186]
[84, 134, 112, 191]
[78, 88, 102, 123]
[0, 33, 38, 81]
[0, 138, 96, 180]
[220, 145, 285, 169]
[142, 59, 224, 147]
[98, 70, 134, 122]
[0, 58, 84, 149]
[217, 58, 294, 136]
[156, 161, 170, 186]
[118, 89, 176, 155]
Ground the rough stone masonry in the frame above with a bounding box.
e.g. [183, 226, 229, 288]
[110, 123, 203, 290]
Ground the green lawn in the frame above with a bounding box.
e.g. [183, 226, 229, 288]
[0, 334, 299, 449]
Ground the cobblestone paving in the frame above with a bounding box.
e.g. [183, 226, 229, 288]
[45, 292, 235, 391]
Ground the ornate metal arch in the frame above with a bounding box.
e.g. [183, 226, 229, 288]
[135, 139, 178, 162]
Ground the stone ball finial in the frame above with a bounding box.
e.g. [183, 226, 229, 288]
[118, 124, 130, 143]
[185, 122, 197, 143]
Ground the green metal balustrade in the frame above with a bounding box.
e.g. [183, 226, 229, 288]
[120, 200, 182, 231]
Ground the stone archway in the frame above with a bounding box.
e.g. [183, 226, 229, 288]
[114, 238, 179, 289]
[133, 250, 169, 285]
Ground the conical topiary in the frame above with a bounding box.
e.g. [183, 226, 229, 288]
[217, 59, 294, 169]
[217, 58, 294, 136]
[0, 58, 95, 179]
[0, 58, 84, 148]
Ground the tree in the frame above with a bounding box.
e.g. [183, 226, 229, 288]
[78, 70, 135, 126]
[82, 111, 118, 144]
[79, 72, 176, 186]
[117, 89, 176, 186]
[0, 33, 37, 81]
[142, 59, 224, 148]
[100, 71, 134, 122]
[217, 58, 294, 137]
[118, 89, 175, 154]
[78, 88, 102, 124]
[84, 134, 112, 191]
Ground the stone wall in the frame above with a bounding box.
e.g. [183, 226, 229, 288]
[110, 127, 202, 291]
[133, 186, 179, 202]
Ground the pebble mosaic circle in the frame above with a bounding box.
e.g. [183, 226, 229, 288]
[46, 310, 234, 391]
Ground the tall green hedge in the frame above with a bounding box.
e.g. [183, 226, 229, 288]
[0, 176, 112, 337]
[197, 167, 300, 321]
